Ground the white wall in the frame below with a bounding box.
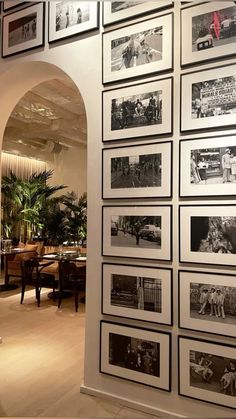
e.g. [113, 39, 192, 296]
[0, 2, 235, 418]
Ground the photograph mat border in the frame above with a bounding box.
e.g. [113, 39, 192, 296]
[103, 77, 173, 142]
[102, 205, 172, 261]
[3, 1, 26, 12]
[100, 320, 171, 391]
[2, 2, 45, 58]
[178, 335, 236, 410]
[181, 1, 236, 66]
[102, 140, 172, 199]
[102, 12, 173, 84]
[178, 269, 236, 338]
[102, 262, 173, 325]
[180, 63, 236, 132]
[179, 135, 236, 197]
[179, 204, 236, 266]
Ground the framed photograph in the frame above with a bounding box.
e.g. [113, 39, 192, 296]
[181, 2, 236, 67]
[3, 1, 26, 12]
[102, 13, 173, 84]
[102, 141, 172, 199]
[102, 205, 172, 261]
[102, 263, 172, 325]
[180, 135, 236, 198]
[103, 77, 173, 142]
[2, 2, 44, 58]
[48, 2, 99, 43]
[103, 1, 173, 26]
[179, 205, 236, 267]
[179, 270, 236, 338]
[178, 336, 236, 409]
[100, 321, 171, 391]
[181, 64, 236, 133]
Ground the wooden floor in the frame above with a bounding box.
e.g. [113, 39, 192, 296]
[0, 278, 158, 418]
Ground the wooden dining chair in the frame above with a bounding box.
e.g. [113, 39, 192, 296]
[58, 261, 85, 312]
[21, 259, 57, 307]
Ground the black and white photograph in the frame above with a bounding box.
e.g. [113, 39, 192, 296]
[179, 336, 236, 409]
[181, 2, 236, 66]
[180, 136, 236, 197]
[179, 205, 236, 266]
[103, 78, 172, 141]
[103, 141, 172, 199]
[179, 270, 236, 337]
[103, 1, 173, 26]
[3, 1, 26, 12]
[103, 206, 172, 260]
[2, 3, 44, 58]
[102, 263, 172, 325]
[181, 64, 236, 132]
[103, 14, 173, 83]
[100, 321, 171, 391]
[48, 1, 98, 43]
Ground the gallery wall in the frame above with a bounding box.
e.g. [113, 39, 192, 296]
[0, 1, 235, 417]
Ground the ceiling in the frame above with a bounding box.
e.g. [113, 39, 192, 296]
[2, 76, 87, 162]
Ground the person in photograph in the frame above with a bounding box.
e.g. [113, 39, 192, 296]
[31, 19, 36, 37]
[136, 352, 143, 372]
[124, 343, 136, 370]
[137, 279, 144, 310]
[197, 157, 208, 183]
[143, 351, 153, 374]
[121, 37, 138, 69]
[215, 289, 225, 319]
[191, 154, 201, 183]
[192, 353, 214, 382]
[209, 287, 218, 317]
[230, 152, 236, 182]
[198, 288, 209, 315]
[135, 98, 143, 116]
[149, 94, 158, 120]
[137, 35, 154, 65]
[222, 148, 232, 183]
[77, 7, 82, 24]
[221, 361, 236, 395]
[220, 15, 232, 38]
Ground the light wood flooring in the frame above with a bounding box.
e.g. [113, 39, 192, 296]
[0, 277, 158, 418]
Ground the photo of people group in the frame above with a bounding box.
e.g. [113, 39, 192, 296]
[190, 350, 236, 397]
[192, 76, 236, 119]
[111, 90, 162, 131]
[192, 5, 236, 52]
[9, 12, 37, 47]
[190, 282, 236, 325]
[109, 333, 160, 377]
[190, 146, 236, 185]
[111, 215, 162, 249]
[111, 152, 161, 190]
[55, 1, 89, 31]
[111, 26, 162, 72]
[111, 274, 162, 313]
[191, 216, 236, 254]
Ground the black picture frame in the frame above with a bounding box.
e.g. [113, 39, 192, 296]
[102, 140, 172, 199]
[102, 205, 172, 261]
[181, 2, 236, 67]
[3, 1, 26, 12]
[100, 320, 171, 392]
[102, 262, 173, 326]
[2, 2, 45, 58]
[179, 204, 236, 267]
[180, 63, 236, 134]
[102, 1, 173, 26]
[48, 1, 99, 44]
[178, 335, 236, 410]
[179, 135, 236, 198]
[102, 12, 173, 84]
[103, 77, 173, 142]
[178, 269, 236, 338]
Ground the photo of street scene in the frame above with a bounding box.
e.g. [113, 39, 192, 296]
[192, 75, 236, 119]
[191, 216, 236, 254]
[109, 332, 160, 377]
[111, 2, 145, 13]
[111, 216, 161, 249]
[192, 6, 236, 53]
[190, 350, 236, 397]
[190, 282, 236, 326]
[190, 145, 236, 185]
[55, 1, 89, 31]
[111, 90, 162, 131]
[111, 27, 162, 72]
[111, 274, 162, 313]
[111, 152, 161, 189]
[8, 12, 37, 47]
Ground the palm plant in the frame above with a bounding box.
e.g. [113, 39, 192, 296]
[62, 191, 87, 245]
